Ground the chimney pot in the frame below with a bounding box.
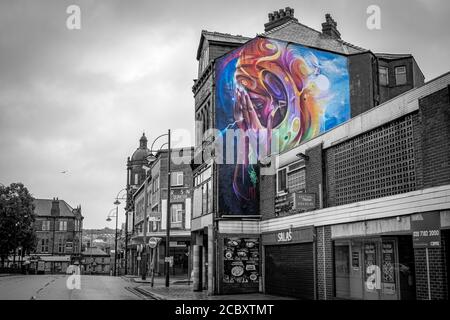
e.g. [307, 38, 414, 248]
[264, 7, 298, 32]
[321, 13, 341, 39]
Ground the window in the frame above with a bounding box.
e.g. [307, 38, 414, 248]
[202, 183, 208, 214]
[41, 239, 49, 253]
[277, 168, 287, 193]
[395, 66, 407, 85]
[134, 173, 139, 185]
[153, 176, 160, 193]
[379, 67, 389, 86]
[42, 220, 50, 231]
[207, 180, 213, 213]
[287, 169, 306, 192]
[58, 240, 65, 253]
[170, 204, 183, 227]
[171, 172, 184, 186]
[59, 221, 67, 231]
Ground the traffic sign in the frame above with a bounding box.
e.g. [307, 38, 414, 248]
[148, 237, 161, 249]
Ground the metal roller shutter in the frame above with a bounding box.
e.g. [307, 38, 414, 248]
[265, 243, 314, 299]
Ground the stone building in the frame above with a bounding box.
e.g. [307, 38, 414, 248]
[32, 198, 83, 273]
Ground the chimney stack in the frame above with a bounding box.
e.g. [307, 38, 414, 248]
[264, 7, 298, 32]
[321, 14, 341, 39]
[51, 197, 60, 216]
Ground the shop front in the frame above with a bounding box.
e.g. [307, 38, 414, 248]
[262, 226, 315, 299]
[334, 236, 416, 300]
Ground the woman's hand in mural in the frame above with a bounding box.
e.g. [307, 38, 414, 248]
[235, 89, 263, 130]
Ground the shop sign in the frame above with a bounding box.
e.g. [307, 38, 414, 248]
[170, 189, 191, 202]
[292, 193, 316, 210]
[262, 226, 314, 245]
[411, 213, 441, 248]
[277, 229, 292, 242]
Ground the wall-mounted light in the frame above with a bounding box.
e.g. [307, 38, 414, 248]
[296, 152, 309, 161]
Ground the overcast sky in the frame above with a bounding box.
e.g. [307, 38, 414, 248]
[0, 0, 449, 229]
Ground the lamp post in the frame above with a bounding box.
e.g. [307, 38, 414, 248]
[107, 203, 119, 276]
[144, 129, 171, 287]
[114, 189, 127, 275]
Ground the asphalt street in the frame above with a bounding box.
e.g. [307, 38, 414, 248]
[0, 274, 142, 300]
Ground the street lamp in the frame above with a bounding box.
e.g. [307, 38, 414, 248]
[142, 129, 172, 287]
[114, 189, 127, 275]
[106, 204, 119, 277]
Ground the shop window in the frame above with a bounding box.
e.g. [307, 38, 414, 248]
[395, 66, 407, 85]
[379, 66, 389, 86]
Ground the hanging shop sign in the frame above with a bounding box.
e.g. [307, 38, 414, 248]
[411, 212, 441, 248]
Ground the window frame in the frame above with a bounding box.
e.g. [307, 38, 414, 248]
[171, 171, 184, 187]
[170, 203, 184, 225]
[379, 66, 389, 86]
[394, 66, 407, 86]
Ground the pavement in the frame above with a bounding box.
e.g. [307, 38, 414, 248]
[128, 276, 295, 300]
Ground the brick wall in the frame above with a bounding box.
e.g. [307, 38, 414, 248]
[348, 52, 376, 117]
[414, 232, 448, 300]
[417, 86, 450, 188]
[305, 144, 323, 209]
[260, 173, 276, 220]
[316, 225, 333, 300]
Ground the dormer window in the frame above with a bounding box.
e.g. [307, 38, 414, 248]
[395, 66, 407, 85]
[379, 66, 389, 86]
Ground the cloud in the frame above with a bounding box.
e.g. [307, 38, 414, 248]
[0, 0, 449, 228]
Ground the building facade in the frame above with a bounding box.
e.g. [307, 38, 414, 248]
[81, 247, 111, 275]
[190, 7, 449, 299]
[130, 147, 193, 278]
[33, 198, 83, 274]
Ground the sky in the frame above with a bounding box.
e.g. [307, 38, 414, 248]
[0, 0, 449, 229]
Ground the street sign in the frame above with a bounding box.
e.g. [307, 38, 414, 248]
[164, 256, 174, 267]
[148, 237, 161, 249]
[411, 212, 441, 248]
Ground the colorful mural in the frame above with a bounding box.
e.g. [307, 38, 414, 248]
[215, 37, 351, 215]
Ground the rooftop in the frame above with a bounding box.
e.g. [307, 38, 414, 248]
[33, 198, 78, 217]
[261, 19, 367, 55]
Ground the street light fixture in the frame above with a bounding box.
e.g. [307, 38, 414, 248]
[106, 204, 119, 277]
[141, 129, 172, 287]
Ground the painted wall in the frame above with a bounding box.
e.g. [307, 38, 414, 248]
[215, 37, 350, 215]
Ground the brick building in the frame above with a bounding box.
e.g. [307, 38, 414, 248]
[129, 147, 193, 278]
[32, 198, 83, 274]
[190, 7, 449, 299]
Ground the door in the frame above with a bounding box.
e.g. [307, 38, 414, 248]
[363, 241, 380, 300]
[265, 243, 314, 299]
[349, 242, 363, 299]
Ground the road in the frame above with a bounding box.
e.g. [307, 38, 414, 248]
[0, 274, 142, 300]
